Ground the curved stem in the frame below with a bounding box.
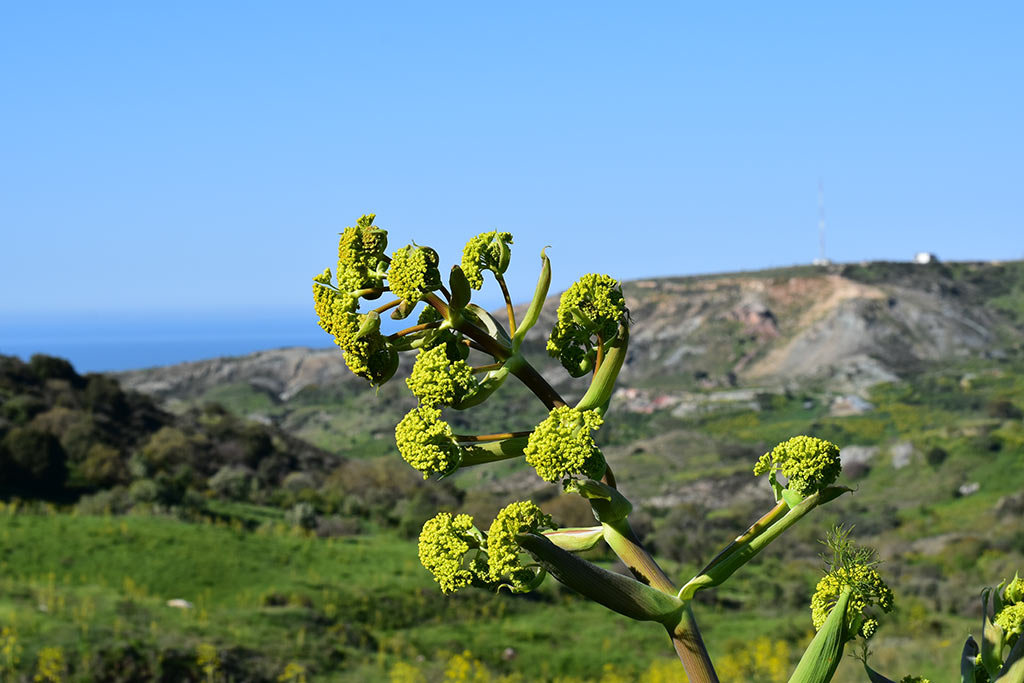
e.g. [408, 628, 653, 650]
[371, 299, 403, 315]
[495, 273, 517, 336]
[388, 321, 440, 340]
[506, 360, 566, 410]
[594, 333, 605, 374]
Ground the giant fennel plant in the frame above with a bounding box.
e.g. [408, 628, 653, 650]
[313, 215, 1024, 682]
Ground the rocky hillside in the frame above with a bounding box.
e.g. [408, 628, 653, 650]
[117, 259, 1024, 405]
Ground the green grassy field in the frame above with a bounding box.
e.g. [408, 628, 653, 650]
[0, 503, 988, 682]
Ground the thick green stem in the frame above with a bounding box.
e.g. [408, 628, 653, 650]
[603, 520, 719, 682]
[457, 436, 530, 467]
[452, 431, 532, 443]
[670, 609, 719, 683]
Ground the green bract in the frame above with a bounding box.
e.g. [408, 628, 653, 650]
[810, 563, 894, 639]
[547, 274, 626, 376]
[523, 406, 606, 482]
[406, 345, 476, 407]
[388, 243, 441, 303]
[1005, 573, 1023, 604]
[996, 603, 1024, 643]
[461, 231, 513, 290]
[754, 435, 842, 499]
[417, 513, 484, 594]
[485, 501, 551, 591]
[336, 214, 390, 293]
[395, 406, 460, 477]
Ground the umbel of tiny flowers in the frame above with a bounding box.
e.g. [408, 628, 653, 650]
[809, 527, 894, 641]
[547, 273, 627, 376]
[997, 603, 1024, 645]
[754, 435, 842, 504]
[406, 344, 477, 408]
[523, 406, 606, 483]
[417, 512, 486, 594]
[788, 528, 893, 683]
[485, 501, 552, 591]
[395, 406, 461, 478]
[389, 243, 442, 304]
[461, 231, 513, 291]
[417, 502, 552, 595]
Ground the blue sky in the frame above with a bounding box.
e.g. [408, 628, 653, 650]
[2, 2, 1022, 320]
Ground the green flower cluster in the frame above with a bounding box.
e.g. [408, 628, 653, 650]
[523, 406, 606, 482]
[417, 503, 550, 595]
[461, 231, 513, 290]
[389, 244, 441, 303]
[406, 345, 476, 407]
[417, 513, 485, 594]
[810, 563, 894, 639]
[996, 593, 1024, 644]
[899, 677, 931, 683]
[312, 269, 353, 337]
[754, 435, 842, 498]
[312, 268, 397, 385]
[486, 501, 551, 590]
[547, 274, 626, 376]
[395, 406, 460, 477]
[336, 214, 390, 293]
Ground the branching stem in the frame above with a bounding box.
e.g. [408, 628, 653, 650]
[470, 362, 504, 374]
[388, 321, 440, 340]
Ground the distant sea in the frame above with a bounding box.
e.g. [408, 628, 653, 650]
[0, 313, 336, 373]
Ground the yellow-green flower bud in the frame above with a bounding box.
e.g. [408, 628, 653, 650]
[418, 513, 484, 594]
[754, 435, 842, 499]
[312, 270, 359, 333]
[523, 406, 606, 482]
[461, 231, 513, 290]
[395, 406, 460, 477]
[995, 602, 1024, 643]
[486, 501, 551, 591]
[324, 308, 395, 385]
[388, 244, 441, 303]
[406, 345, 476, 407]
[336, 215, 390, 293]
[810, 563, 894, 640]
[547, 274, 626, 377]
[899, 677, 931, 683]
